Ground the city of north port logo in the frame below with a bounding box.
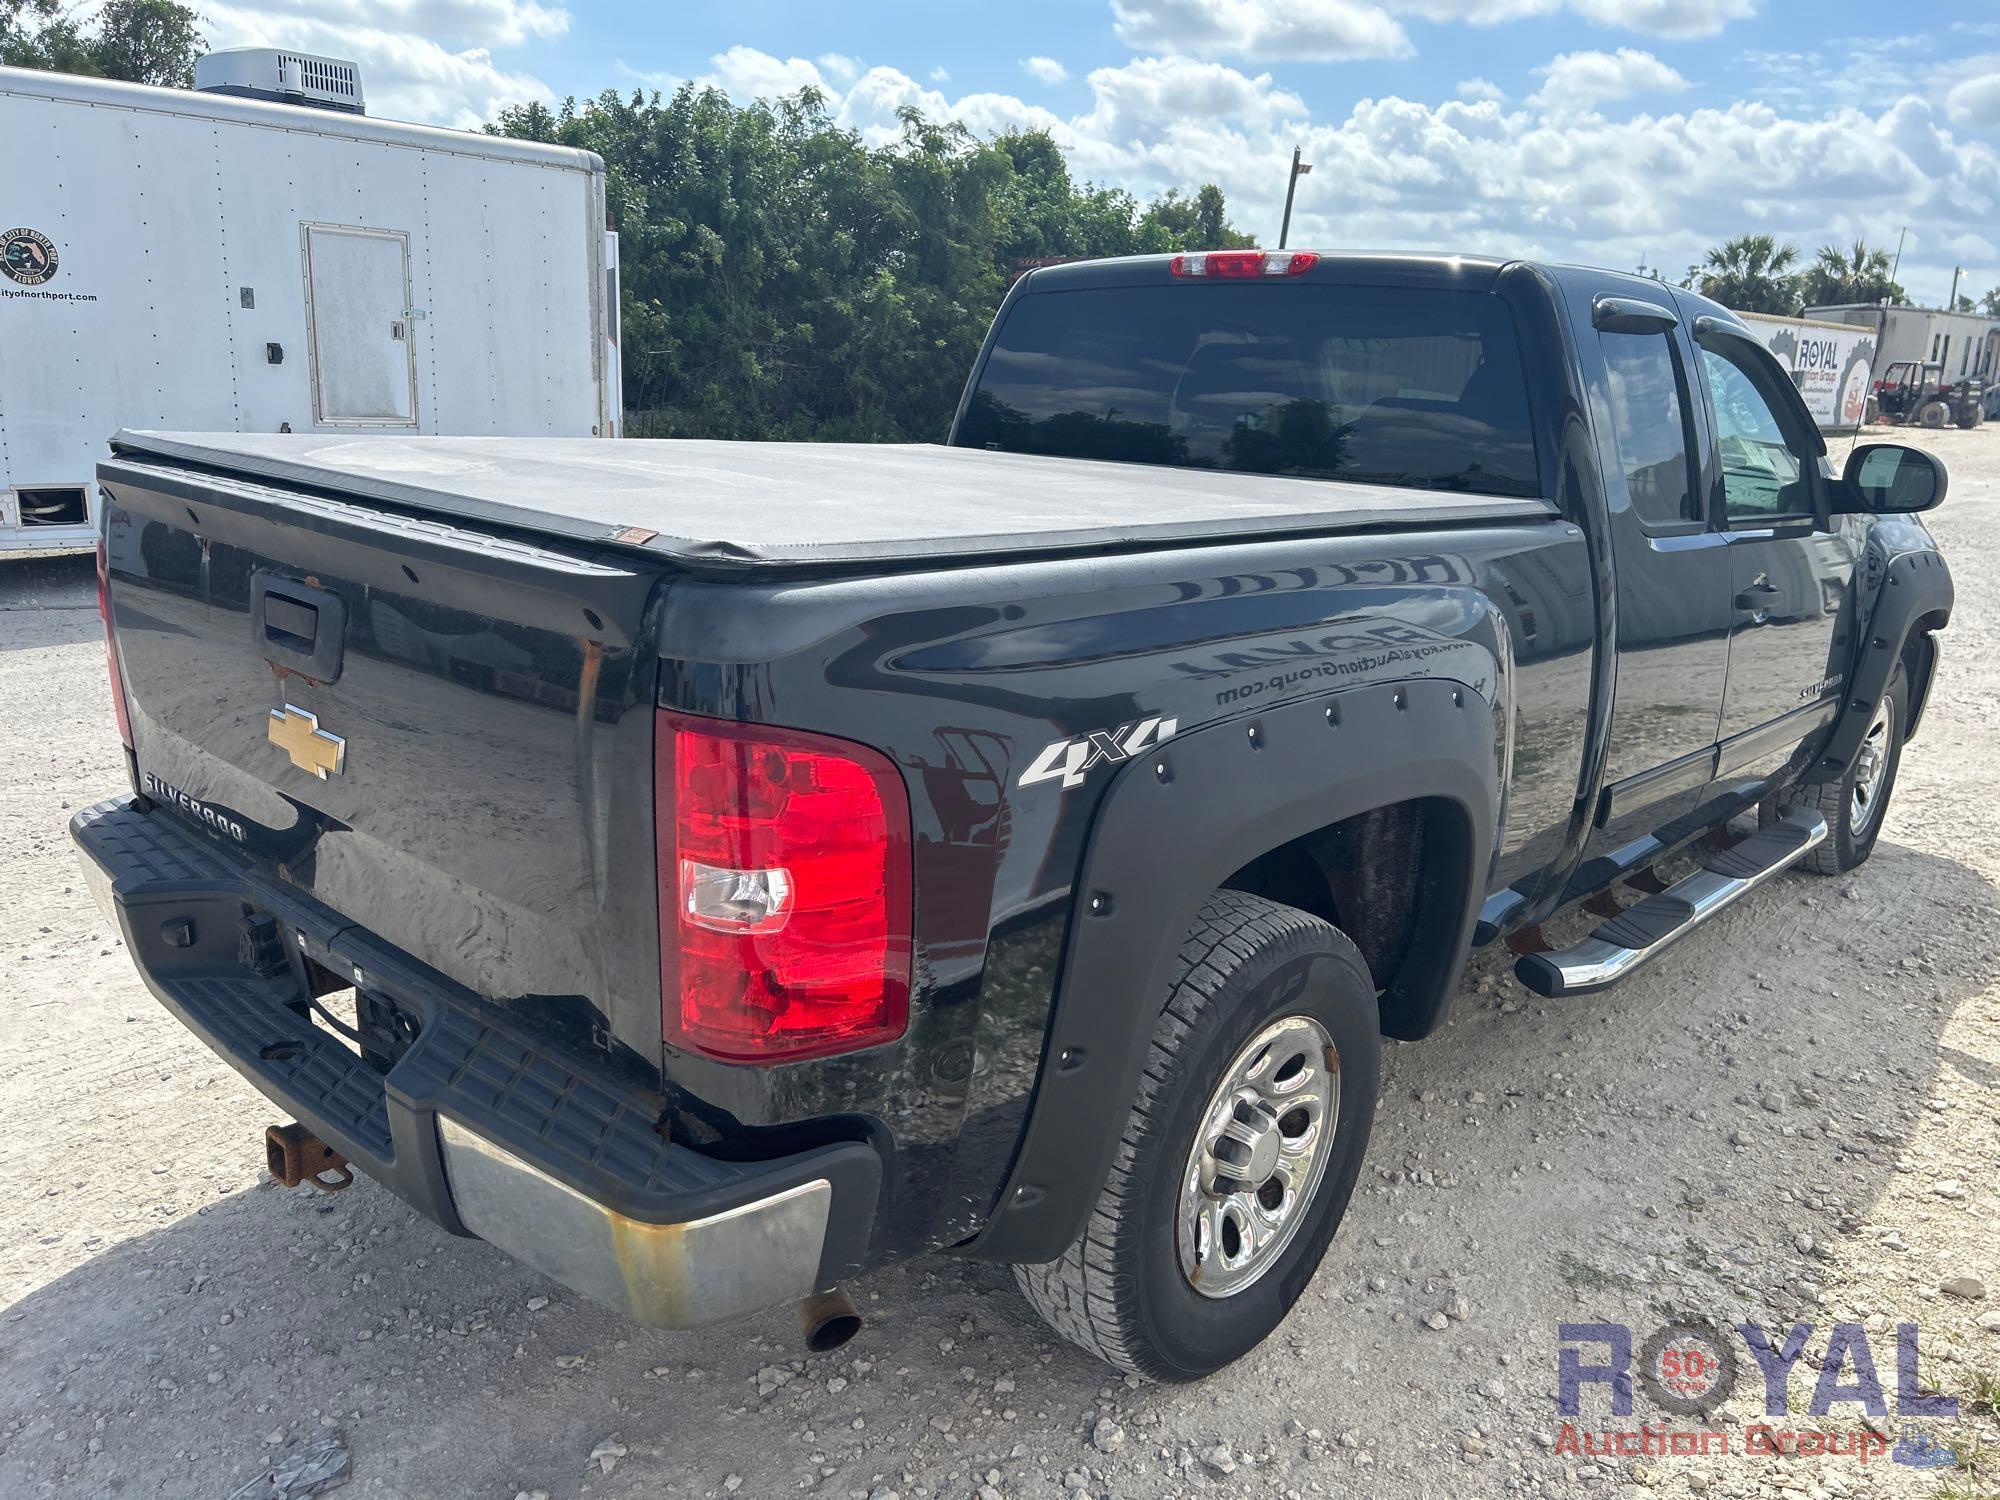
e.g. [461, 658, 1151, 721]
[0, 227, 59, 285]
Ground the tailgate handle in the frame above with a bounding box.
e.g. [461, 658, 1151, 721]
[251, 574, 347, 685]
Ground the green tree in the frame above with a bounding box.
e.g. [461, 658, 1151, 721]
[1133, 186, 1256, 252]
[491, 82, 1256, 442]
[1695, 234, 1800, 314]
[2, 0, 202, 85]
[1797, 239, 1905, 309]
[1981, 287, 2000, 317]
[89, 0, 203, 86]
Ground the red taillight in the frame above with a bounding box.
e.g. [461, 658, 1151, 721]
[657, 713, 912, 1063]
[1169, 249, 1319, 278]
[97, 538, 134, 751]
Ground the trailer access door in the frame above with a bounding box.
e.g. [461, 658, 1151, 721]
[302, 223, 417, 427]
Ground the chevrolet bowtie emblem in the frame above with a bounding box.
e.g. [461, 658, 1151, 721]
[267, 704, 346, 779]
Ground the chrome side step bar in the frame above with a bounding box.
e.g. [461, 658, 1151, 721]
[1513, 809, 1828, 998]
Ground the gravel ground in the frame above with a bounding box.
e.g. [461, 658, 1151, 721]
[2, 426, 1997, 1500]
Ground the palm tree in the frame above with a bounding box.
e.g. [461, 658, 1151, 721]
[1798, 240, 1905, 309]
[1695, 234, 1800, 315]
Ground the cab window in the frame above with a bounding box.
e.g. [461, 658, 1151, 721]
[1598, 332, 1699, 527]
[1698, 340, 1817, 522]
[956, 283, 1542, 500]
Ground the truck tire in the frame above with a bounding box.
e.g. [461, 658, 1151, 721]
[1918, 401, 1949, 429]
[1784, 663, 1907, 875]
[1013, 890, 1380, 1380]
[1956, 404, 1983, 430]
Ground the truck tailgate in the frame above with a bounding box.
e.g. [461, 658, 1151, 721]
[96, 455, 670, 1061]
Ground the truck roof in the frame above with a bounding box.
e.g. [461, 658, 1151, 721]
[108, 430, 1557, 576]
[1021, 250, 1511, 293]
[0, 65, 603, 175]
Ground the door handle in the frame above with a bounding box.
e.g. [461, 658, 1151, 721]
[251, 573, 347, 684]
[1734, 581, 1782, 612]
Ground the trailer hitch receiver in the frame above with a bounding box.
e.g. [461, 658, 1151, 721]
[265, 1122, 353, 1191]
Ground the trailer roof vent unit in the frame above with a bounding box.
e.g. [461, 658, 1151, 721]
[194, 48, 364, 115]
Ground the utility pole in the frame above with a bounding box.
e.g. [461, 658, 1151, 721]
[1948, 265, 1963, 310]
[1278, 147, 1311, 249]
[1890, 225, 1907, 286]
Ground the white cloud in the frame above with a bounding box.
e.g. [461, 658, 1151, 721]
[1022, 56, 1070, 85]
[227, 0, 569, 46]
[1947, 71, 2000, 128]
[1268, 94, 1996, 297]
[1399, 0, 1753, 36]
[1078, 55, 1306, 140]
[1457, 77, 1507, 104]
[703, 45, 832, 102]
[1528, 48, 1689, 111]
[1390, 0, 1559, 21]
[1110, 0, 1412, 62]
[837, 66, 1063, 144]
[816, 53, 862, 85]
[1113, 0, 1753, 57]
[1565, 0, 1754, 39]
[697, 48, 1298, 156]
[202, 3, 553, 127]
[929, 65, 951, 83]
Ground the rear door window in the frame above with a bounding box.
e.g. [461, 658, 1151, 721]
[1597, 332, 1700, 527]
[955, 283, 1541, 499]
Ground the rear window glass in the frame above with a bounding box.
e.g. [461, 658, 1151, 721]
[955, 283, 1541, 499]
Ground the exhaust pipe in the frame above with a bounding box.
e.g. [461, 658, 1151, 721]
[797, 1285, 862, 1352]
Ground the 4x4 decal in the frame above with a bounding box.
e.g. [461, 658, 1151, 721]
[1019, 716, 1177, 789]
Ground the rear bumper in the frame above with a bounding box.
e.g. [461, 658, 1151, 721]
[72, 797, 879, 1330]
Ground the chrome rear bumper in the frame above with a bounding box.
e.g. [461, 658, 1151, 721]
[73, 795, 880, 1333]
[438, 1117, 833, 1328]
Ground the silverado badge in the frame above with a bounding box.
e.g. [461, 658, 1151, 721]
[267, 704, 346, 779]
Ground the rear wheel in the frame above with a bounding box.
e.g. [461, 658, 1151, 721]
[1780, 664, 1906, 874]
[1013, 891, 1380, 1380]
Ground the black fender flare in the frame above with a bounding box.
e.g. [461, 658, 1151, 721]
[1805, 545, 1952, 783]
[971, 677, 1499, 1264]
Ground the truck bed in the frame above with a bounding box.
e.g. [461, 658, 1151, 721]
[111, 430, 1557, 575]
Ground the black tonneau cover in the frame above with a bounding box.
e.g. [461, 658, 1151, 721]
[109, 430, 1556, 574]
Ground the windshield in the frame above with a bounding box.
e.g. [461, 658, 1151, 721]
[954, 282, 1541, 499]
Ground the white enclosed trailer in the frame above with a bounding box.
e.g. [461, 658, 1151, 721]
[0, 58, 620, 555]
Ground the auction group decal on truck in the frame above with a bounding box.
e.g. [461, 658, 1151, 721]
[1741, 312, 1875, 431]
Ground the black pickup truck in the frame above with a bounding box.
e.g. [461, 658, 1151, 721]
[75, 249, 1953, 1381]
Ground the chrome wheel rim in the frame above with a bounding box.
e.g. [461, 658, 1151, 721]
[1177, 1015, 1338, 1299]
[1849, 701, 1893, 837]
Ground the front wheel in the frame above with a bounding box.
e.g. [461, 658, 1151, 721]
[1782, 663, 1906, 874]
[1013, 890, 1380, 1380]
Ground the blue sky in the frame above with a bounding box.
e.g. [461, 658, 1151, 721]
[200, 0, 2000, 302]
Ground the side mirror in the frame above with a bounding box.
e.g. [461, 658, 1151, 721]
[1837, 443, 1947, 515]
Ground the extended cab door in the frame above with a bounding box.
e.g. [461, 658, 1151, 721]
[1689, 326, 1859, 796]
[1562, 273, 1731, 867]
